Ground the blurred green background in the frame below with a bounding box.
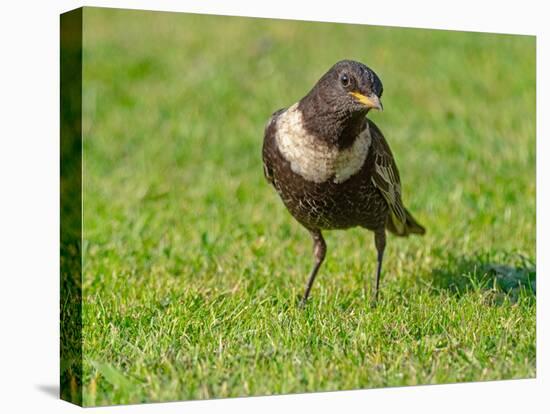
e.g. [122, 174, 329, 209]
[80, 7, 535, 406]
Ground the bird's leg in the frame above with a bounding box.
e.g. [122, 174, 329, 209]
[373, 229, 386, 303]
[300, 229, 326, 306]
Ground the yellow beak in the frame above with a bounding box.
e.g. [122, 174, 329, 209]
[349, 92, 383, 111]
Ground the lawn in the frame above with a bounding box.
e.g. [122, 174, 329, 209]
[78, 7, 535, 406]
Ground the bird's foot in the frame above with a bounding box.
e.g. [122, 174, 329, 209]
[370, 298, 379, 309]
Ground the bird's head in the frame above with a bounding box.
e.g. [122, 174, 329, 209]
[312, 60, 384, 115]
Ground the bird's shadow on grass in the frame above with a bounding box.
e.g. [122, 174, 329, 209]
[428, 252, 536, 303]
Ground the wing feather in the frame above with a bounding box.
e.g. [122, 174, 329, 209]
[368, 121, 407, 234]
[262, 108, 286, 185]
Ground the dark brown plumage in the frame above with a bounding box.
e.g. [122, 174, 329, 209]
[262, 60, 425, 305]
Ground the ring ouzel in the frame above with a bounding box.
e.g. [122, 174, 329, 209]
[262, 59, 425, 305]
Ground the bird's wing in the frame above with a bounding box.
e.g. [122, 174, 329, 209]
[368, 120, 408, 235]
[262, 108, 286, 185]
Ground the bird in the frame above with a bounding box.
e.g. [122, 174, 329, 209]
[262, 59, 425, 306]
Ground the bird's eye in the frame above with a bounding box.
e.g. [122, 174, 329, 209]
[340, 73, 350, 87]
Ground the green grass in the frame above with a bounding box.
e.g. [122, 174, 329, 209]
[80, 7, 536, 406]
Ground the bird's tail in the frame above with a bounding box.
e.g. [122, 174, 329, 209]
[386, 207, 426, 237]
